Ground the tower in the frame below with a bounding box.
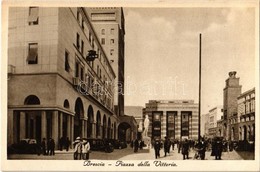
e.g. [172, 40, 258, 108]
[223, 71, 242, 140]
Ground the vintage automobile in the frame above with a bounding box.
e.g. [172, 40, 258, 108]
[88, 138, 114, 153]
[107, 139, 127, 149]
[7, 139, 41, 154]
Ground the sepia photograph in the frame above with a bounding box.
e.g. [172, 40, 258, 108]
[1, 0, 259, 171]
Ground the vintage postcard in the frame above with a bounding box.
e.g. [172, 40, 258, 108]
[1, 0, 259, 171]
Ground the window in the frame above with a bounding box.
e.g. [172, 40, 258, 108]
[75, 62, 79, 77]
[89, 32, 92, 42]
[76, 33, 80, 49]
[81, 40, 84, 54]
[80, 67, 84, 81]
[101, 29, 105, 35]
[77, 9, 80, 21]
[28, 7, 39, 25]
[27, 43, 38, 64]
[110, 39, 114, 44]
[65, 51, 70, 72]
[110, 28, 114, 34]
[101, 38, 105, 45]
[110, 49, 114, 56]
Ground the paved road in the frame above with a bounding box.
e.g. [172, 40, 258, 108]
[8, 146, 254, 160]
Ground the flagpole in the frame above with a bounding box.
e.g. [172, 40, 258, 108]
[198, 33, 202, 142]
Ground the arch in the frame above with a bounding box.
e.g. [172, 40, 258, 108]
[118, 122, 131, 141]
[24, 95, 40, 105]
[63, 99, 70, 109]
[101, 29, 105, 35]
[74, 98, 84, 139]
[96, 111, 101, 138]
[87, 105, 94, 138]
[103, 115, 107, 139]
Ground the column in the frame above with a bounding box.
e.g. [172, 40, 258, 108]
[67, 115, 71, 139]
[71, 116, 74, 141]
[176, 111, 181, 139]
[92, 121, 96, 138]
[41, 111, 47, 139]
[20, 112, 26, 140]
[81, 120, 85, 138]
[59, 112, 63, 138]
[100, 124, 103, 139]
[161, 111, 167, 138]
[52, 111, 59, 149]
[8, 109, 14, 145]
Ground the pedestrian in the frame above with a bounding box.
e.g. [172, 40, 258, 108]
[182, 139, 189, 160]
[178, 139, 182, 153]
[47, 138, 51, 155]
[172, 140, 175, 150]
[82, 138, 90, 160]
[215, 138, 223, 160]
[134, 139, 139, 153]
[154, 139, 161, 159]
[65, 137, 70, 151]
[50, 138, 55, 156]
[73, 137, 82, 160]
[164, 137, 170, 157]
[196, 139, 207, 160]
[41, 138, 47, 155]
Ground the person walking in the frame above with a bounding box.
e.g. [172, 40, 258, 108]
[49, 138, 55, 156]
[134, 139, 139, 153]
[82, 138, 91, 160]
[41, 138, 47, 155]
[65, 137, 70, 152]
[164, 137, 170, 157]
[73, 137, 82, 160]
[154, 139, 161, 159]
[182, 139, 189, 160]
[215, 138, 223, 160]
[47, 138, 51, 155]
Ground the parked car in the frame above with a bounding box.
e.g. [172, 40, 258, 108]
[88, 139, 114, 153]
[7, 139, 41, 154]
[107, 139, 127, 149]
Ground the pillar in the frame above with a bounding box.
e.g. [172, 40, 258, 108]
[71, 116, 74, 141]
[161, 111, 167, 138]
[20, 112, 26, 140]
[8, 109, 14, 145]
[67, 115, 71, 139]
[100, 124, 103, 139]
[81, 120, 85, 138]
[52, 111, 59, 149]
[41, 111, 47, 139]
[92, 121, 96, 138]
[59, 112, 63, 138]
[176, 111, 181, 139]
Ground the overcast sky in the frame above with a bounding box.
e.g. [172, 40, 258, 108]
[123, 7, 256, 114]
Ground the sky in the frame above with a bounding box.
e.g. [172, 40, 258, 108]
[123, 7, 256, 114]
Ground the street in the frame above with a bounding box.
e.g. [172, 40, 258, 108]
[8, 145, 254, 160]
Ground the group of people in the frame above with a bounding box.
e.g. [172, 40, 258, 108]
[58, 137, 70, 151]
[73, 137, 91, 160]
[151, 137, 224, 160]
[41, 138, 55, 156]
[131, 139, 145, 152]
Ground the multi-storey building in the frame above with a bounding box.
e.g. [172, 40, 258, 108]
[208, 106, 223, 138]
[143, 100, 199, 140]
[86, 7, 125, 117]
[201, 113, 209, 137]
[223, 71, 242, 140]
[237, 88, 255, 141]
[7, 7, 120, 147]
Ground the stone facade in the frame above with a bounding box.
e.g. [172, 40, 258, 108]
[7, 7, 122, 147]
[143, 100, 199, 140]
